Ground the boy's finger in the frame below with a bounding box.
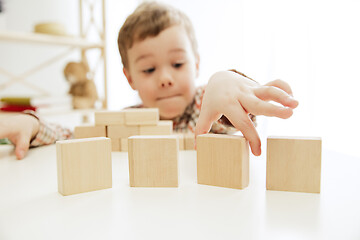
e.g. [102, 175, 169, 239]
[246, 98, 294, 119]
[195, 107, 221, 137]
[14, 135, 30, 160]
[225, 104, 261, 156]
[254, 86, 299, 109]
[264, 79, 294, 96]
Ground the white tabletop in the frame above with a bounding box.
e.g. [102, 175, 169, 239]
[0, 145, 359, 240]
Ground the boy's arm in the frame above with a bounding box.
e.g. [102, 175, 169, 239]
[195, 70, 299, 156]
[24, 111, 72, 147]
[0, 111, 72, 160]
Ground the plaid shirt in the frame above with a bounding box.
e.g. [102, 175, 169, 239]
[24, 110, 73, 147]
[27, 84, 256, 147]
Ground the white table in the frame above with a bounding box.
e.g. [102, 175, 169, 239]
[0, 144, 359, 240]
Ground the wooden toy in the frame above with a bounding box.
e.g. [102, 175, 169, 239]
[64, 61, 98, 109]
[173, 133, 184, 150]
[107, 125, 139, 138]
[95, 108, 159, 126]
[139, 120, 173, 135]
[128, 135, 179, 187]
[74, 125, 107, 139]
[266, 136, 322, 193]
[95, 111, 125, 125]
[111, 138, 121, 152]
[197, 134, 249, 189]
[124, 108, 159, 126]
[120, 138, 128, 152]
[56, 137, 112, 196]
[184, 133, 195, 150]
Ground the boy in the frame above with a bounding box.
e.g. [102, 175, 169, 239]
[0, 2, 298, 160]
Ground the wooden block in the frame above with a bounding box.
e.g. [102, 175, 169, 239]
[74, 125, 107, 139]
[120, 138, 128, 152]
[173, 133, 184, 150]
[197, 134, 249, 189]
[56, 137, 112, 196]
[124, 108, 159, 126]
[94, 111, 125, 125]
[139, 120, 173, 135]
[266, 136, 322, 193]
[184, 133, 195, 150]
[107, 125, 139, 138]
[128, 135, 179, 187]
[111, 138, 121, 152]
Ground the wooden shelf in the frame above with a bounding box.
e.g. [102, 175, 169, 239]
[0, 31, 104, 49]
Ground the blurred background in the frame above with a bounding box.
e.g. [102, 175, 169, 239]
[0, 0, 359, 157]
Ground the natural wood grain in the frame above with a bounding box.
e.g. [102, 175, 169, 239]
[107, 125, 139, 138]
[197, 134, 249, 189]
[128, 135, 179, 187]
[111, 138, 121, 152]
[120, 138, 128, 152]
[74, 125, 107, 139]
[56, 137, 112, 196]
[184, 133, 195, 150]
[124, 108, 159, 126]
[139, 120, 173, 135]
[266, 136, 322, 193]
[94, 111, 125, 125]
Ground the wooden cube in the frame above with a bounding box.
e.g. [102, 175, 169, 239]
[139, 120, 173, 135]
[128, 135, 179, 187]
[111, 138, 121, 152]
[56, 137, 112, 196]
[120, 138, 128, 152]
[197, 134, 249, 189]
[184, 133, 195, 150]
[95, 111, 125, 125]
[107, 125, 139, 138]
[74, 125, 107, 139]
[266, 136, 322, 193]
[173, 133, 184, 150]
[124, 108, 159, 126]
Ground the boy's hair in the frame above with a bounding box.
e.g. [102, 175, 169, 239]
[118, 1, 198, 69]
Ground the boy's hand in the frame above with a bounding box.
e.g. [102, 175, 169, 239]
[195, 70, 299, 156]
[0, 114, 40, 160]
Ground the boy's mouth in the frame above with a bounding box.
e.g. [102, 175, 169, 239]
[156, 94, 181, 101]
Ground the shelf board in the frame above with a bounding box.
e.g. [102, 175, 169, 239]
[0, 31, 104, 49]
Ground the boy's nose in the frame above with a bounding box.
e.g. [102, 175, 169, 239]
[160, 80, 173, 88]
[159, 71, 174, 88]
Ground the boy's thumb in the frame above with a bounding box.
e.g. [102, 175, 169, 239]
[15, 136, 30, 160]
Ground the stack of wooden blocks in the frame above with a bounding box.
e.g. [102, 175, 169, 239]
[74, 108, 195, 151]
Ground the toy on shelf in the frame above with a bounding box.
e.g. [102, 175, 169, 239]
[34, 22, 68, 36]
[64, 61, 98, 109]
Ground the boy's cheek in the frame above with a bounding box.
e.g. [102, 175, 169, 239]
[137, 86, 157, 104]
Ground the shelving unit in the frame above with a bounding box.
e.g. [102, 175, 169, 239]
[0, 31, 104, 49]
[0, 0, 108, 108]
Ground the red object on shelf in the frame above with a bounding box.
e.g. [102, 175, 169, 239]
[0, 104, 37, 112]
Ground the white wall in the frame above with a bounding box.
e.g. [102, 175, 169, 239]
[107, 0, 360, 157]
[1, 0, 359, 157]
[0, 0, 79, 97]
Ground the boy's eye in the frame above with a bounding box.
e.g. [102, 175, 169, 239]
[143, 68, 155, 74]
[173, 63, 183, 68]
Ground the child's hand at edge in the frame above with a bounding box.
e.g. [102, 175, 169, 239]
[195, 70, 299, 156]
[0, 114, 40, 160]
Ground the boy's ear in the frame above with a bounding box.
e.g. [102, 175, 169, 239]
[123, 68, 137, 90]
[195, 54, 200, 78]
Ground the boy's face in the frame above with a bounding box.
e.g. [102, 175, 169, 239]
[123, 25, 199, 119]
